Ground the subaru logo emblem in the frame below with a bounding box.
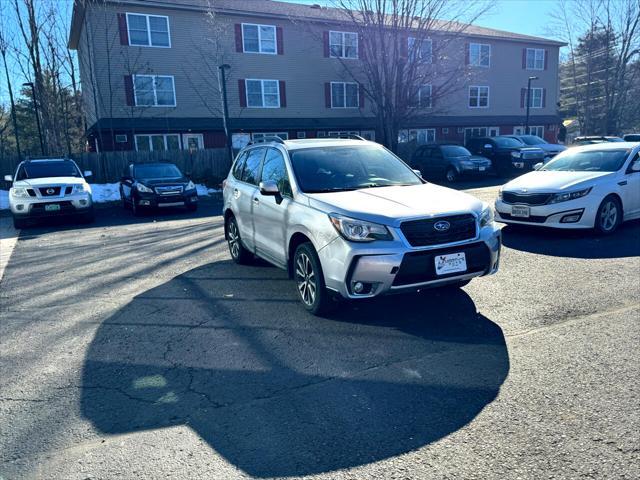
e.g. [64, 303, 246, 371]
[434, 220, 450, 232]
[46, 188, 55, 195]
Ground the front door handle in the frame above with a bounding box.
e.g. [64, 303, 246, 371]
[253, 197, 260, 204]
[618, 180, 628, 186]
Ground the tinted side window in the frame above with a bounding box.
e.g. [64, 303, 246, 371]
[242, 148, 265, 185]
[261, 148, 292, 196]
[232, 152, 248, 179]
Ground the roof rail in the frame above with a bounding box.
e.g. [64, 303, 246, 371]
[249, 136, 286, 145]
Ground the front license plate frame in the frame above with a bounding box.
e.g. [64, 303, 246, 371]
[435, 252, 467, 276]
[45, 204, 61, 212]
[511, 205, 530, 218]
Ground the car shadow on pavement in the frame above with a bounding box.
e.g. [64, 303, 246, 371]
[501, 219, 640, 259]
[80, 260, 509, 477]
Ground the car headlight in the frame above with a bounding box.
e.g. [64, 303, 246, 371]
[72, 184, 86, 194]
[136, 183, 153, 193]
[480, 205, 494, 227]
[510, 151, 522, 159]
[329, 213, 392, 242]
[548, 187, 592, 204]
[186, 180, 195, 190]
[10, 187, 30, 198]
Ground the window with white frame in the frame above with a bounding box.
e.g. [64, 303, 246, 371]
[469, 43, 490, 67]
[418, 85, 432, 108]
[398, 129, 435, 144]
[328, 131, 360, 138]
[133, 75, 176, 106]
[246, 79, 280, 108]
[331, 82, 359, 108]
[529, 126, 544, 137]
[242, 24, 276, 54]
[329, 31, 358, 58]
[468, 86, 489, 108]
[251, 132, 289, 140]
[526, 48, 545, 70]
[408, 37, 432, 62]
[126, 13, 170, 47]
[527, 87, 543, 108]
[134, 134, 180, 151]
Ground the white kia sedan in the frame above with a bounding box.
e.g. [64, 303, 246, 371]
[495, 142, 640, 234]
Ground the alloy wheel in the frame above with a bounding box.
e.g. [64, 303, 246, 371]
[599, 200, 618, 232]
[228, 220, 240, 259]
[295, 252, 316, 306]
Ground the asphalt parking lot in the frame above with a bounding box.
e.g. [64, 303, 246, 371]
[1, 181, 639, 480]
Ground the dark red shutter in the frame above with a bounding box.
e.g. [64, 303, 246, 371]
[544, 49, 549, 70]
[358, 35, 365, 59]
[465, 42, 470, 65]
[431, 39, 436, 63]
[323, 31, 330, 57]
[431, 86, 435, 107]
[235, 24, 243, 52]
[124, 75, 134, 105]
[325, 83, 331, 108]
[117, 13, 129, 45]
[359, 84, 365, 108]
[520, 88, 526, 108]
[279, 80, 286, 107]
[522, 48, 527, 69]
[400, 36, 408, 58]
[542, 88, 546, 108]
[276, 27, 284, 55]
[238, 79, 247, 107]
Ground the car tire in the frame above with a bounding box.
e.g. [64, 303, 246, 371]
[120, 188, 129, 209]
[131, 198, 144, 217]
[226, 216, 252, 264]
[594, 195, 622, 235]
[13, 217, 27, 229]
[445, 167, 458, 183]
[80, 209, 95, 224]
[293, 242, 333, 315]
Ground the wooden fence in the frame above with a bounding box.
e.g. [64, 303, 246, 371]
[0, 148, 231, 186]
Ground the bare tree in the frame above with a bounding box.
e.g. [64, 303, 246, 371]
[0, 3, 22, 158]
[296, 0, 491, 151]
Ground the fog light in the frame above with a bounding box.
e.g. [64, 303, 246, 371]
[79, 199, 87, 206]
[560, 212, 582, 223]
[16, 204, 24, 211]
[140, 200, 151, 206]
[353, 282, 364, 293]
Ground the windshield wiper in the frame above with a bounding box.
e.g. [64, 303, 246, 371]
[305, 187, 360, 193]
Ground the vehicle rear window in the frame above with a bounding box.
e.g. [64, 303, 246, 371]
[494, 137, 524, 148]
[518, 135, 546, 146]
[16, 161, 81, 180]
[441, 146, 471, 156]
[134, 164, 182, 179]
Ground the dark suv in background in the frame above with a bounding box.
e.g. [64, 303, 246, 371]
[466, 136, 545, 176]
[410, 144, 492, 182]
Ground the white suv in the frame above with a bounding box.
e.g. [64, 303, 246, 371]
[223, 137, 501, 314]
[5, 158, 94, 229]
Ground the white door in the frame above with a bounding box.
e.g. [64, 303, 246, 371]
[182, 134, 204, 151]
[513, 126, 525, 135]
[621, 151, 640, 218]
[488, 127, 500, 137]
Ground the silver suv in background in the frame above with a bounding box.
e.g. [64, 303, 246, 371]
[5, 158, 94, 229]
[222, 137, 501, 314]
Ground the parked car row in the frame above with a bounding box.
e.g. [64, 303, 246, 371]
[223, 136, 639, 314]
[4, 159, 198, 228]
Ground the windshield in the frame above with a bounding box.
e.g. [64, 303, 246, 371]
[17, 161, 81, 180]
[518, 135, 547, 146]
[441, 146, 471, 156]
[134, 164, 182, 180]
[542, 149, 629, 172]
[494, 137, 524, 148]
[290, 145, 422, 193]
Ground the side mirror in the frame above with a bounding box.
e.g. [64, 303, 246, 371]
[259, 180, 279, 196]
[533, 162, 544, 170]
[483, 144, 493, 149]
[4, 174, 13, 182]
[412, 169, 422, 177]
[631, 161, 640, 172]
[83, 170, 93, 177]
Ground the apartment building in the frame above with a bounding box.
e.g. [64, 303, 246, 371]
[68, 0, 565, 152]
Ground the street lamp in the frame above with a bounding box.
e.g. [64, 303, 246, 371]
[23, 82, 45, 155]
[218, 64, 233, 162]
[525, 76, 539, 135]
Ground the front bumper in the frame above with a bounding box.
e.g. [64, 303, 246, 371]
[10, 193, 93, 218]
[495, 198, 596, 229]
[135, 190, 198, 208]
[318, 223, 501, 299]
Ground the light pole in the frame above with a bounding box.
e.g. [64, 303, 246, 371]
[218, 64, 233, 162]
[525, 76, 539, 135]
[23, 82, 45, 155]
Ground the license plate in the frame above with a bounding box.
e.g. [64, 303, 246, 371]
[511, 205, 530, 218]
[435, 252, 467, 276]
[479, 166, 486, 172]
[45, 204, 60, 212]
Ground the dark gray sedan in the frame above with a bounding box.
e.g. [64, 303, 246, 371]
[410, 144, 492, 182]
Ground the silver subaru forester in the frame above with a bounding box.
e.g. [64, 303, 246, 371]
[223, 137, 501, 314]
